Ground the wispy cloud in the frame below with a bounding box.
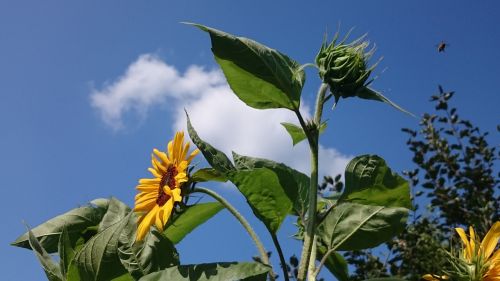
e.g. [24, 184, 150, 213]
[90, 54, 351, 177]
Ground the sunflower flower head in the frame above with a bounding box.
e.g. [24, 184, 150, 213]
[134, 131, 199, 241]
[424, 221, 500, 281]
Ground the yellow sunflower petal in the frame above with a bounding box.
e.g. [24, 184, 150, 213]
[136, 205, 159, 241]
[139, 178, 160, 185]
[456, 227, 472, 260]
[136, 183, 157, 192]
[470, 226, 476, 255]
[148, 168, 162, 178]
[187, 148, 200, 163]
[481, 221, 500, 260]
[171, 188, 182, 202]
[155, 207, 165, 232]
[161, 199, 175, 226]
[179, 142, 188, 160]
[153, 149, 170, 165]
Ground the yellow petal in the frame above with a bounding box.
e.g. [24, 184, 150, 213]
[171, 188, 182, 202]
[456, 227, 472, 260]
[161, 199, 174, 226]
[148, 168, 162, 178]
[187, 148, 199, 163]
[155, 208, 164, 232]
[136, 205, 158, 241]
[153, 149, 170, 166]
[481, 221, 500, 260]
[470, 226, 476, 255]
[139, 178, 160, 185]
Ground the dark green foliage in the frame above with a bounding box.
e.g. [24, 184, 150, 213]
[345, 88, 499, 281]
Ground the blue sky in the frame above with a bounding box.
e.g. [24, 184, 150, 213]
[1, 1, 499, 280]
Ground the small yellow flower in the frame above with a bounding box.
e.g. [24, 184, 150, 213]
[134, 131, 199, 241]
[422, 274, 449, 281]
[455, 221, 500, 281]
[423, 222, 499, 281]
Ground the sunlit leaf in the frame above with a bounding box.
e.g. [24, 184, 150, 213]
[191, 168, 228, 183]
[119, 230, 179, 279]
[281, 122, 327, 146]
[317, 244, 349, 281]
[356, 87, 414, 117]
[12, 198, 110, 253]
[340, 155, 412, 209]
[189, 23, 305, 111]
[139, 262, 270, 281]
[27, 227, 63, 281]
[318, 202, 408, 251]
[71, 213, 132, 281]
[164, 202, 224, 244]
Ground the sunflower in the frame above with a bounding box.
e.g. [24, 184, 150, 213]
[134, 131, 199, 241]
[423, 221, 500, 281]
[455, 222, 500, 281]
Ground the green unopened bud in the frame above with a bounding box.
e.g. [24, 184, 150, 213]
[316, 31, 378, 103]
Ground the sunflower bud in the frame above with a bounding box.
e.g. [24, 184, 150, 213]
[316, 32, 378, 103]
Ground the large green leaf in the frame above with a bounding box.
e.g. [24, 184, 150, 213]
[187, 113, 235, 175]
[356, 87, 414, 117]
[281, 122, 327, 146]
[71, 213, 133, 281]
[340, 155, 412, 209]
[118, 230, 179, 280]
[232, 153, 309, 216]
[98, 197, 131, 231]
[189, 23, 305, 111]
[317, 244, 349, 281]
[191, 168, 228, 183]
[318, 202, 408, 251]
[164, 202, 224, 244]
[58, 226, 76, 278]
[12, 198, 110, 253]
[27, 227, 63, 281]
[139, 262, 270, 281]
[230, 153, 309, 233]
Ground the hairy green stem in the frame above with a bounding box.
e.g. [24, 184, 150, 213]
[296, 83, 328, 281]
[307, 236, 318, 281]
[269, 231, 290, 281]
[192, 187, 273, 279]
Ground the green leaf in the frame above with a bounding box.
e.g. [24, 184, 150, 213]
[118, 230, 179, 280]
[317, 244, 349, 281]
[340, 155, 412, 209]
[72, 213, 133, 281]
[232, 153, 309, 216]
[281, 122, 327, 146]
[98, 197, 131, 231]
[139, 262, 271, 281]
[187, 112, 235, 175]
[58, 226, 75, 278]
[191, 168, 228, 183]
[318, 202, 408, 251]
[189, 23, 305, 111]
[27, 226, 63, 281]
[230, 153, 309, 233]
[356, 87, 415, 117]
[12, 198, 110, 253]
[164, 202, 224, 244]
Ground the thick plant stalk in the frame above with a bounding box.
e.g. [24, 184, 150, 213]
[192, 187, 273, 279]
[296, 83, 328, 281]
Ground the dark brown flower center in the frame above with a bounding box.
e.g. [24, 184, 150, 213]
[156, 166, 178, 206]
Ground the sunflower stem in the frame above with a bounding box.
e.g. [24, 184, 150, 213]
[296, 83, 328, 281]
[192, 187, 274, 280]
[269, 230, 290, 281]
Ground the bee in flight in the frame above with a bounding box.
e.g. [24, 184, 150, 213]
[437, 41, 448, 52]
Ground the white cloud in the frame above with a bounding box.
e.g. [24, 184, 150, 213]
[90, 54, 351, 177]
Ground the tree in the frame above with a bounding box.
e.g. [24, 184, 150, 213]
[343, 86, 499, 281]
